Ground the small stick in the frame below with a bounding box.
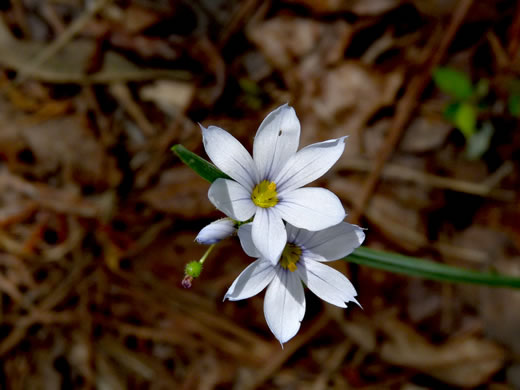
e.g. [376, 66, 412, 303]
[349, 0, 475, 224]
[508, 0, 520, 59]
[244, 314, 331, 390]
[17, 0, 113, 81]
[340, 158, 514, 201]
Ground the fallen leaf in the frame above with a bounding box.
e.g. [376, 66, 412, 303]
[249, 17, 332, 71]
[284, 0, 403, 15]
[330, 179, 427, 251]
[141, 166, 215, 218]
[0, 109, 120, 189]
[399, 116, 452, 153]
[140, 80, 195, 115]
[0, 23, 189, 84]
[379, 317, 505, 387]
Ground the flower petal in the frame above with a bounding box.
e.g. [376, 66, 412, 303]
[297, 259, 358, 308]
[201, 125, 258, 190]
[208, 179, 256, 221]
[264, 268, 306, 345]
[196, 218, 236, 245]
[225, 259, 276, 301]
[276, 188, 345, 231]
[275, 137, 347, 193]
[237, 223, 260, 258]
[252, 208, 287, 265]
[253, 104, 300, 180]
[290, 222, 365, 261]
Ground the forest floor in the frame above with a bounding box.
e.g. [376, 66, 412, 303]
[0, 0, 519, 389]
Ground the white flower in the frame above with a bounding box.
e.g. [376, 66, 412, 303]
[201, 104, 346, 264]
[225, 222, 365, 345]
[196, 218, 237, 244]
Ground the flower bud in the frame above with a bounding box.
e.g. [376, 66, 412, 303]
[196, 218, 236, 245]
[185, 261, 203, 278]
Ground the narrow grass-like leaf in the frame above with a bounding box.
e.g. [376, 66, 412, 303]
[347, 247, 520, 289]
[174, 143, 520, 289]
[171, 144, 230, 183]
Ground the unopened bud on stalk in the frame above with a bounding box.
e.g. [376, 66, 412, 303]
[185, 261, 203, 278]
[181, 244, 216, 288]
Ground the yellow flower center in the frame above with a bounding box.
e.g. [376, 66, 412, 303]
[279, 243, 302, 272]
[251, 180, 278, 208]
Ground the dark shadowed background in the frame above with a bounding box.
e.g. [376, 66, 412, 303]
[0, 0, 519, 388]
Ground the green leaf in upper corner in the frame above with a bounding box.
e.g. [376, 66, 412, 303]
[433, 67, 474, 100]
[171, 144, 230, 183]
[454, 102, 477, 139]
[508, 93, 520, 117]
[465, 121, 494, 160]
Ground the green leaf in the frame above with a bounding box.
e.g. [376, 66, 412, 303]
[174, 143, 520, 289]
[171, 144, 230, 183]
[239, 78, 263, 96]
[433, 67, 474, 100]
[347, 247, 520, 289]
[454, 102, 477, 138]
[474, 78, 489, 98]
[465, 121, 494, 160]
[443, 101, 460, 122]
[508, 93, 520, 117]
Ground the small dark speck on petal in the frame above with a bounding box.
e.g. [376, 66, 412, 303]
[278, 130, 282, 136]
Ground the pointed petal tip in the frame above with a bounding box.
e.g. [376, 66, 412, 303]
[195, 237, 215, 245]
[352, 297, 362, 309]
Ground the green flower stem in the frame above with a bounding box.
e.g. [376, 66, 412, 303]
[199, 244, 216, 265]
[172, 143, 520, 289]
[348, 247, 520, 288]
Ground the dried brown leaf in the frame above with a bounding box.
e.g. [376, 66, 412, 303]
[399, 116, 453, 153]
[284, 0, 403, 15]
[0, 23, 189, 83]
[379, 317, 505, 387]
[141, 166, 215, 218]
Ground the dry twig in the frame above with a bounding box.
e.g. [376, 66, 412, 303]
[349, 0, 475, 224]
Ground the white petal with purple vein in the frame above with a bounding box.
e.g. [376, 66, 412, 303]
[253, 104, 301, 181]
[208, 179, 256, 221]
[201, 125, 258, 190]
[275, 137, 346, 193]
[252, 207, 287, 264]
[225, 259, 276, 301]
[276, 187, 345, 231]
[297, 259, 358, 308]
[264, 268, 305, 344]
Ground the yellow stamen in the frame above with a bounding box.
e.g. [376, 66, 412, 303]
[251, 180, 278, 208]
[279, 243, 302, 272]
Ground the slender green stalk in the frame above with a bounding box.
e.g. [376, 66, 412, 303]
[348, 247, 520, 288]
[199, 244, 216, 265]
[172, 143, 520, 289]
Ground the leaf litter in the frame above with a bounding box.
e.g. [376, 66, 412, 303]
[0, 0, 519, 389]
